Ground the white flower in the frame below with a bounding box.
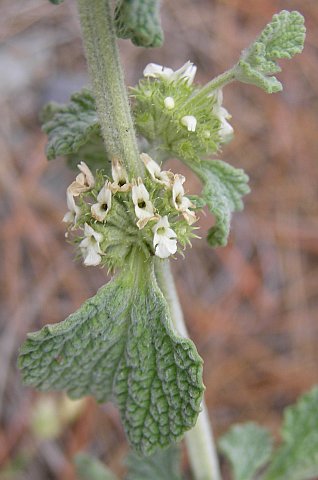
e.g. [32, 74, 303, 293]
[131, 178, 156, 229]
[79, 223, 103, 266]
[140, 153, 173, 188]
[164, 96, 175, 110]
[111, 158, 130, 192]
[181, 115, 197, 132]
[173, 61, 197, 85]
[143, 63, 174, 80]
[68, 162, 95, 196]
[172, 174, 197, 225]
[91, 181, 112, 222]
[62, 190, 81, 224]
[212, 90, 233, 143]
[153, 216, 177, 259]
[143, 61, 197, 85]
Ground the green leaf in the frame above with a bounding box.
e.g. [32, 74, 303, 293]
[234, 10, 305, 93]
[126, 444, 182, 480]
[18, 261, 204, 455]
[265, 386, 318, 480]
[49, 0, 64, 4]
[115, 0, 164, 48]
[75, 453, 118, 480]
[66, 133, 110, 172]
[219, 422, 274, 480]
[41, 88, 105, 164]
[190, 160, 250, 247]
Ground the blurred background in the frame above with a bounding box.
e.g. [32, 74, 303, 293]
[0, 0, 317, 478]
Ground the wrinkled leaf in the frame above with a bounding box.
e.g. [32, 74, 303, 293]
[219, 422, 273, 480]
[235, 10, 305, 93]
[126, 444, 182, 480]
[75, 453, 118, 480]
[191, 159, 250, 247]
[41, 88, 102, 161]
[18, 261, 204, 455]
[115, 0, 163, 47]
[265, 386, 318, 480]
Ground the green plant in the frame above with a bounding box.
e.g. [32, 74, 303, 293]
[18, 2, 312, 479]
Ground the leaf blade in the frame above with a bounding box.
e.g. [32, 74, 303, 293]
[18, 263, 204, 455]
[219, 422, 274, 480]
[191, 159, 250, 247]
[265, 386, 318, 480]
[126, 444, 182, 480]
[41, 88, 103, 163]
[234, 10, 306, 93]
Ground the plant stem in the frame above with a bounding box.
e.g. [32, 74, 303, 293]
[76, 0, 142, 178]
[155, 259, 222, 480]
[184, 68, 235, 108]
[77, 2, 220, 478]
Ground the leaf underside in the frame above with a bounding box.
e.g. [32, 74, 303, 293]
[18, 265, 204, 455]
[190, 159, 250, 247]
[219, 422, 273, 480]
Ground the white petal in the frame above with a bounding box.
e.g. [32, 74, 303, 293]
[91, 202, 109, 222]
[173, 61, 197, 85]
[181, 115, 197, 132]
[164, 97, 175, 110]
[111, 158, 129, 189]
[182, 209, 197, 225]
[143, 63, 174, 79]
[83, 247, 102, 266]
[77, 161, 95, 188]
[62, 211, 74, 223]
[131, 179, 150, 205]
[155, 237, 177, 258]
[83, 223, 103, 244]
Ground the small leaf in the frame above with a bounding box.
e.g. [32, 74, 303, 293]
[18, 261, 204, 455]
[75, 453, 118, 480]
[49, 0, 64, 4]
[191, 160, 250, 247]
[219, 422, 274, 480]
[234, 10, 305, 93]
[115, 0, 164, 48]
[126, 444, 182, 480]
[41, 88, 103, 162]
[265, 386, 318, 480]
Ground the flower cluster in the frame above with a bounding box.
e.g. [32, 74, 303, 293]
[63, 156, 198, 269]
[132, 61, 233, 163]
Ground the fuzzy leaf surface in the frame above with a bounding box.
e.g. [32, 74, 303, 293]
[115, 0, 163, 47]
[265, 386, 318, 480]
[235, 10, 305, 93]
[75, 453, 118, 480]
[18, 264, 204, 455]
[191, 160, 250, 247]
[219, 422, 273, 480]
[126, 444, 182, 480]
[41, 88, 104, 163]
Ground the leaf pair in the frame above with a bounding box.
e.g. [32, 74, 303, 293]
[18, 260, 204, 455]
[219, 386, 318, 480]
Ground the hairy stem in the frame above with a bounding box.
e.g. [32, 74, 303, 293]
[155, 259, 222, 480]
[185, 68, 235, 108]
[76, 0, 142, 178]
